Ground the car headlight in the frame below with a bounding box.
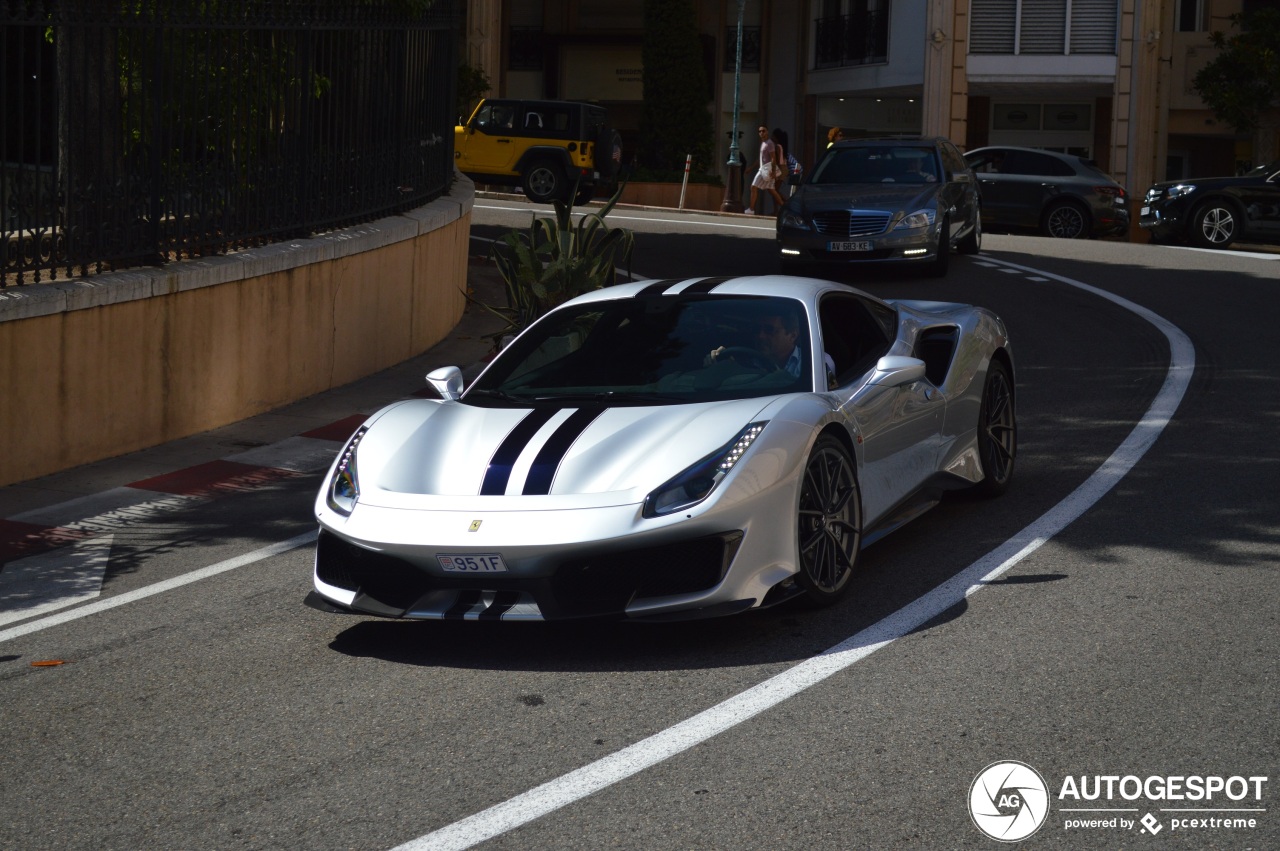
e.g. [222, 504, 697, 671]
[643, 422, 768, 518]
[894, 209, 936, 230]
[1166, 183, 1196, 199]
[780, 210, 809, 230]
[327, 426, 368, 516]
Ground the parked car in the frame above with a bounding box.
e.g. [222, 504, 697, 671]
[777, 136, 982, 278]
[1140, 162, 1280, 249]
[963, 146, 1129, 239]
[455, 98, 622, 204]
[306, 275, 1016, 622]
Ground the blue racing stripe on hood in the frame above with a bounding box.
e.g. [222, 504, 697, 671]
[480, 408, 559, 495]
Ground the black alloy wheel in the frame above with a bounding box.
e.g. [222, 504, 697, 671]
[1188, 201, 1239, 248]
[972, 359, 1017, 497]
[796, 434, 861, 605]
[1042, 200, 1089, 239]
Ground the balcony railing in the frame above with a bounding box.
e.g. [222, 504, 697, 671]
[814, 10, 889, 69]
[723, 26, 761, 72]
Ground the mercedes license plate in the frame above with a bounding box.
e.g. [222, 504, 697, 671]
[829, 240, 872, 252]
[437, 553, 508, 573]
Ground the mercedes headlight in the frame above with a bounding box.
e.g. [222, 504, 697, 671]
[643, 422, 768, 518]
[327, 426, 368, 515]
[1166, 184, 1197, 199]
[780, 210, 809, 230]
[894, 209, 936, 230]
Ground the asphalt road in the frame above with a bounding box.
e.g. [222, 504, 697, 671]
[1, 199, 1276, 851]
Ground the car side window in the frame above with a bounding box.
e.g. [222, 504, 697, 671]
[1003, 150, 1073, 177]
[819, 293, 895, 387]
[475, 102, 515, 134]
[939, 141, 968, 177]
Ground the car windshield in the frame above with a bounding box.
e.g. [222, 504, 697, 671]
[811, 146, 938, 185]
[467, 294, 813, 406]
[1246, 161, 1280, 178]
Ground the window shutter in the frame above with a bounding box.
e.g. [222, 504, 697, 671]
[1019, 0, 1067, 54]
[970, 0, 1016, 54]
[1070, 0, 1119, 54]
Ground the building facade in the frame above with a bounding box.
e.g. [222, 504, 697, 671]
[465, 0, 1276, 231]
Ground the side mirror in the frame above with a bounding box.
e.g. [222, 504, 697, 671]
[427, 366, 465, 400]
[869, 355, 927, 387]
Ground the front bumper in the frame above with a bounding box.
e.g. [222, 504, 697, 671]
[777, 224, 940, 266]
[1138, 201, 1183, 236]
[309, 527, 749, 621]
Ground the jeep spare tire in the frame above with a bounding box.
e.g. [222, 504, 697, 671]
[594, 129, 622, 180]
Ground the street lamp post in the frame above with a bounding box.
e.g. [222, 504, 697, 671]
[721, 0, 746, 213]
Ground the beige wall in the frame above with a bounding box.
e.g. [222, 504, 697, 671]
[0, 179, 474, 488]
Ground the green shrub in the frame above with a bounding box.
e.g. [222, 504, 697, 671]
[481, 180, 635, 345]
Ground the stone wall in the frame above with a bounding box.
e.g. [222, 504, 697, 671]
[0, 177, 475, 488]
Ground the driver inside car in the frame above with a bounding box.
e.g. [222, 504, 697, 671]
[707, 309, 837, 386]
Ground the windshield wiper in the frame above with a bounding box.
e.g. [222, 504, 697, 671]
[464, 388, 530, 405]
[532, 391, 675, 404]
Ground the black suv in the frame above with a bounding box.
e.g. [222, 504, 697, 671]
[963, 146, 1129, 239]
[454, 98, 622, 204]
[1140, 162, 1280, 249]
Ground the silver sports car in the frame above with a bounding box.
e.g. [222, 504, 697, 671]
[306, 275, 1015, 622]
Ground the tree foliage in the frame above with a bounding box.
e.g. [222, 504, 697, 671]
[637, 0, 714, 174]
[1193, 6, 1280, 134]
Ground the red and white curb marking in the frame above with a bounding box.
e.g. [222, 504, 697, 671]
[0, 414, 369, 625]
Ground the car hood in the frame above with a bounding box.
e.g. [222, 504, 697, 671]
[349, 396, 777, 509]
[789, 182, 939, 214]
[1149, 175, 1269, 192]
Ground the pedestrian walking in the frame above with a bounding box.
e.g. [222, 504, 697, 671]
[746, 125, 784, 215]
[827, 126, 844, 148]
[772, 128, 796, 208]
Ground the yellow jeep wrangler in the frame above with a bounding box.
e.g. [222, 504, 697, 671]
[455, 98, 622, 204]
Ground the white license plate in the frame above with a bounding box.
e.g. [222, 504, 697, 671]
[829, 240, 872, 252]
[1140, 206, 1150, 216]
[437, 553, 508, 573]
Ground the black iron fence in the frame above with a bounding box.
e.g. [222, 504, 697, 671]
[814, 10, 889, 70]
[1, 0, 460, 286]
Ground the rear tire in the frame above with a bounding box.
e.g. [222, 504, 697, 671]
[795, 435, 861, 606]
[1042, 201, 1089, 239]
[522, 160, 564, 204]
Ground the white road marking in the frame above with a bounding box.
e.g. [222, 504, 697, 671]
[473, 203, 777, 232]
[0, 531, 315, 643]
[0, 536, 113, 627]
[391, 258, 1196, 851]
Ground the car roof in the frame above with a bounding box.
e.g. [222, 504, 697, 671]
[561, 275, 891, 312]
[966, 145, 1080, 160]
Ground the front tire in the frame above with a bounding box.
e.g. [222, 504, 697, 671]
[522, 160, 565, 204]
[972, 359, 1017, 497]
[925, 217, 950, 277]
[1042, 201, 1089, 239]
[795, 435, 861, 606]
[1187, 200, 1239, 248]
[958, 214, 982, 255]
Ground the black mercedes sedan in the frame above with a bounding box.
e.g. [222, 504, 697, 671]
[776, 136, 981, 278]
[1140, 162, 1280, 249]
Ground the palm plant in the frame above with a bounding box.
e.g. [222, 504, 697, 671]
[483, 179, 634, 345]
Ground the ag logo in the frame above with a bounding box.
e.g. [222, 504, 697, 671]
[969, 761, 1050, 842]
